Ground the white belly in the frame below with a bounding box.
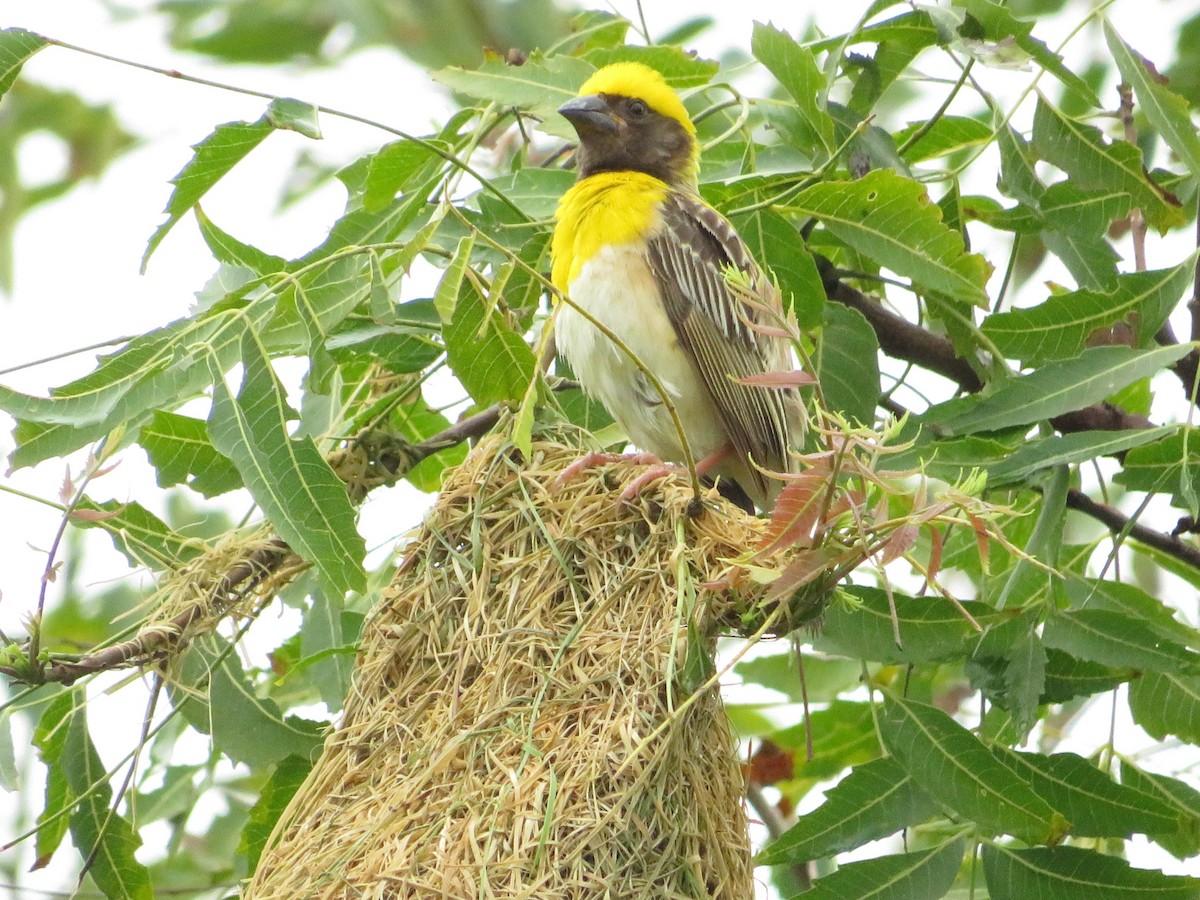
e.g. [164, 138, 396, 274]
[555, 242, 726, 464]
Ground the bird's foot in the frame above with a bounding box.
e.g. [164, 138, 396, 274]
[618, 462, 683, 503]
[553, 450, 663, 488]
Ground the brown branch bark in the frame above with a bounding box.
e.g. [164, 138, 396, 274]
[1066, 489, 1200, 570]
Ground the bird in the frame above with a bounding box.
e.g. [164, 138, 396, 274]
[550, 61, 806, 512]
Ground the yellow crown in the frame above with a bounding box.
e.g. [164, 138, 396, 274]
[576, 62, 695, 135]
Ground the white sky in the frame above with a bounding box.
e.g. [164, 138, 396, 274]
[1, 0, 1199, 892]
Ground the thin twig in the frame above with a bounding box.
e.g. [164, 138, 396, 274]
[746, 782, 810, 891]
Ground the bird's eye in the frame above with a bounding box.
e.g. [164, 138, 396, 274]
[627, 99, 649, 118]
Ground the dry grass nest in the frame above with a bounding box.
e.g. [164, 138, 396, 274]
[246, 432, 828, 899]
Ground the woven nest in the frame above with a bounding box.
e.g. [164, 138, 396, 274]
[245, 432, 794, 900]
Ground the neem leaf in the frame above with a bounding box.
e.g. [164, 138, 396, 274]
[1104, 20, 1200, 185]
[752, 22, 837, 157]
[194, 206, 287, 275]
[928, 344, 1191, 435]
[880, 694, 1069, 844]
[996, 750, 1182, 839]
[433, 51, 595, 139]
[239, 754, 314, 871]
[173, 638, 326, 769]
[1117, 760, 1200, 859]
[140, 410, 243, 497]
[819, 303, 880, 426]
[798, 838, 964, 900]
[982, 254, 1196, 364]
[1129, 672, 1200, 745]
[957, 0, 1099, 107]
[784, 169, 992, 306]
[0, 27, 48, 99]
[206, 328, 365, 596]
[582, 44, 718, 87]
[62, 697, 153, 900]
[757, 757, 940, 864]
[143, 117, 274, 271]
[814, 588, 1001, 664]
[982, 844, 1200, 900]
[1032, 96, 1184, 232]
[1043, 608, 1200, 674]
[986, 427, 1175, 486]
[731, 207, 826, 328]
[443, 261, 538, 406]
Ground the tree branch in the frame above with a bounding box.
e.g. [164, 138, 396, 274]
[826, 276, 1157, 432]
[1066, 488, 1200, 570]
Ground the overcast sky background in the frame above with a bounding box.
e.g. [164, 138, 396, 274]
[1, 0, 1198, 892]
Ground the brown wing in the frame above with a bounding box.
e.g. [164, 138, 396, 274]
[645, 192, 802, 501]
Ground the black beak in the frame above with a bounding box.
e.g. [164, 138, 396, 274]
[558, 94, 618, 135]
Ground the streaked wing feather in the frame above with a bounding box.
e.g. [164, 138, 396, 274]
[646, 193, 799, 499]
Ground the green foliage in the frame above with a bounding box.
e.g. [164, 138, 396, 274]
[3, 2, 1200, 898]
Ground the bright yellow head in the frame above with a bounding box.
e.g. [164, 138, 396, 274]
[576, 62, 696, 136]
[558, 62, 700, 188]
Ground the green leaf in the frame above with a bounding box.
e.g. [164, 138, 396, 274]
[734, 652, 861, 704]
[206, 328, 366, 596]
[70, 498, 205, 571]
[1104, 21, 1200, 185]
[1117, 760, 1200, 859]
[955, 0, 1098, 107]
[266, 97, 322, 139]
[140, 410, 243, 498]
[486, 168, 576, 221]
[432, 52, 596, 139]
[814, 588, 1002, 664]
[784, 169, 992, 306]
[325, 322, 442, 373]
[1042, 609, 1200, 674]
[142, 117, 274, 271]
[434, 232, 475, 322]
[1129, 672, 1200, 744]
[982, 844, 1200, 900]
[1041, 649, 1131, 703]
[985, 427, 1175, 486]
[798, 838, 965, 900]
[880, 694, 1070, 844]
[195, 207, 287, 275]
[879, 432, 1024, 482]
[996, 750, 1182, 838]
[757, 757, 940, 864]
[751, 22, 836, 157]
[1115, 427, 1200, 504]
[362, 138, 448, 212]
[896, 115, 992, 162]
[239, 754, 314, 872]
[62, 695, 153, 900]
[983, 620, 1046, 739]
[928, 344, 1191, 435]
[1064, 576, 1200, 650]
[982, 255, 1196, 364]
[769, 701, 882, 786]
[174, 636, 326, 769]
[1031, 96, 1184, 232]
[582, 44, 718, 87]
[443, 268, 538, 407]
[300, 591, 353, 710]
[0, 27, 48, 98]
[819, 303, 880, 425]
[33, 692, 76, 870]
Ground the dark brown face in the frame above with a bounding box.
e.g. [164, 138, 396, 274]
[558, 93, 694, 186]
